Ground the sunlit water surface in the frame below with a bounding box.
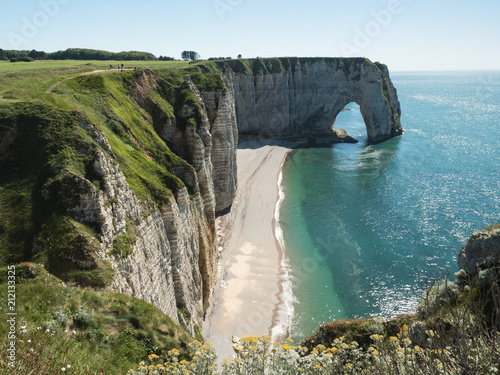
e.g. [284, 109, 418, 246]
[278, 71, 500, 340]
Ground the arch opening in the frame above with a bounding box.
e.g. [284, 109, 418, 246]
[330, 102, 368, 143]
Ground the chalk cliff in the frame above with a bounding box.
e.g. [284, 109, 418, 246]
[0, 57, 402, 335]
[227, 58, 402, 142]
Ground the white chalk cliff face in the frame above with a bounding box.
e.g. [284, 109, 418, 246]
[51, 59, 402, 334]
[70, 125, 207, 334]
[199, 76, 239, 213]
[230, 59, 402, 142]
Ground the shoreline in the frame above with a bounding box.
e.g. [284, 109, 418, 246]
[202, 140, 296, 362]
[270, 148, 296, 341]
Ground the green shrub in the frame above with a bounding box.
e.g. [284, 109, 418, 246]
[52, 308, 69, 329]
[111, 221, 138, 258]
[72, 307, 96, 329]
[418, 279, 460, 316]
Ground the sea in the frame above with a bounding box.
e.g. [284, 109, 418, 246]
[277, 71, 500, 341]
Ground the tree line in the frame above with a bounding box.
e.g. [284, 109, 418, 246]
[0, 48, 170, 62]
[0, 48, 244, 63]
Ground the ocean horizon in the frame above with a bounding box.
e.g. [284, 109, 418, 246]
[277, 71, 500, 341]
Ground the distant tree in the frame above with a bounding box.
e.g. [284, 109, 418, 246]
[0, 49, 7, 60]
[48, 48, 156, 61]
[28, 49, 48, 60]
[237, 54, 242, 59]
[181, 51, 200, 61]
[115, 51, 156, 61]
[10, 56, 32, 63]
[4, 50, 30, 60]
[159, 55, 174, 61]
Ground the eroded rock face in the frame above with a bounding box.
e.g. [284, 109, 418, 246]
[72, 147, 180, 324]
[458, 230, 500, 274]
[70, 124, 214, 334]
[199, 76, 238, 213]
[231, 60, 402, 142]
[160, 190, 204, 329]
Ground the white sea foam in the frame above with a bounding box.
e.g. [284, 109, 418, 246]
[404, 128, 426, 136]
[271, 156, 297, 341]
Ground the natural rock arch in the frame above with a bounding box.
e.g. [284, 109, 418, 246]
[328, 96, 399, 142]
[230, 58, 403, 142]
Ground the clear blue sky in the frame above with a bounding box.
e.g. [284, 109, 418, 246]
[1, 0, 499, 71]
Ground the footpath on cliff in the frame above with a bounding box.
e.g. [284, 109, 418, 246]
[202, 140, 295, 362]
[45, 68, 136, 93]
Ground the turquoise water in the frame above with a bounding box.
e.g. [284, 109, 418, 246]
[280, 72, 500, 340]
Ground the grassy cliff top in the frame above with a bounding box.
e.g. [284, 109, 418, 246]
[184, 56, 387, 76]
[0, 56, 386, 98]
[0, 263, 196, 374]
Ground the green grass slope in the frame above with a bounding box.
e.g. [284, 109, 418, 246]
[0, 263, 195, 374]
[0, 64, 202, 276]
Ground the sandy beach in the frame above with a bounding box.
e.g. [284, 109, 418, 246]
[202, 140, 294, 362]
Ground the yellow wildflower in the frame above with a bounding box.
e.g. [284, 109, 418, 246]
[370, 334, 382, 342]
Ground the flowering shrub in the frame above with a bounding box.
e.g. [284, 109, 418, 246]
[127, 329, 499, 375]
[4, 321, 499, 374]
[130, 341, 217, 375]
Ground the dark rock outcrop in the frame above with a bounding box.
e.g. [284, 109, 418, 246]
[458, 228, 500, 274]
